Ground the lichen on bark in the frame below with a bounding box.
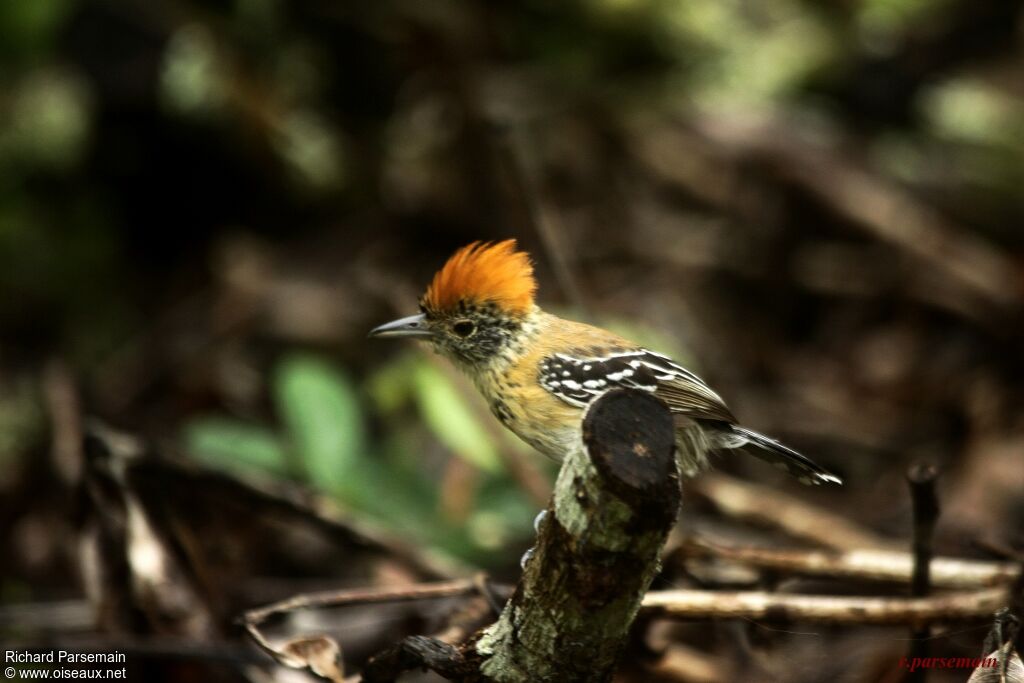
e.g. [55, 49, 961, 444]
[474, 390, 680, 682]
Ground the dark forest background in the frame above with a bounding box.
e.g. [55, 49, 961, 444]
[2, 0, 1023, 681]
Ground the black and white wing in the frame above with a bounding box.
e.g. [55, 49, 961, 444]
[538, 348, 843, 486]
[538, 349, 736, 423]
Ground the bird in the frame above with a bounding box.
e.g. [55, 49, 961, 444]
[370, 239, 841, 486]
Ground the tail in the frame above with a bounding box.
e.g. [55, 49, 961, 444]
[731, 426, 842, 486]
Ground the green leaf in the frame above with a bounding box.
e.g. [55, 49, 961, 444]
[184, 418, 289, 477]
[273, 353, 367, 494]
[411, 361, 502, 474]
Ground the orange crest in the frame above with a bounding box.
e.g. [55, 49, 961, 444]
[421, 240, 536, 316]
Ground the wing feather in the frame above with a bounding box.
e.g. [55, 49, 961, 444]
[538, 349, 735, 423]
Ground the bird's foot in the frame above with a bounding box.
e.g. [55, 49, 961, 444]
[533, 508, 548, 533]
[519, 546, 535, 569]
[520, 509, 550, 569]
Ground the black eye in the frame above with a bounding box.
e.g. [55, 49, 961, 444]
[452, 320, 476, 337]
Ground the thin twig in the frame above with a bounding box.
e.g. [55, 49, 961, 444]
[906, 461, 941, 681]
[242, 578, 485, 625]
[908, 462, 941, 598]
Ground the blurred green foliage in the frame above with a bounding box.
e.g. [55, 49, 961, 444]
[186, 418, 288, 477]
[185, 351, 541, 564]
[411, 361, 503, 474]
[275, 354, 368, 494]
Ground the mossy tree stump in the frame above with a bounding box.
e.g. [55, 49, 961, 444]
[474, 389, 680, 682]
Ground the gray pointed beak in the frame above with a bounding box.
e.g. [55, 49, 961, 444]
[368, 313, 433, 339]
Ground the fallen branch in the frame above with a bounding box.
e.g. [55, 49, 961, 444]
[642, 586, 1010, 626]
[361, 636, 474, 683]
[241, 577, 496, 683]
[683, 537, 1018, 589]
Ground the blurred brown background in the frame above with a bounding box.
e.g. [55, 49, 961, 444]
[2, 0, 1023, 681]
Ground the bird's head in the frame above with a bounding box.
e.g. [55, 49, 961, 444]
[369, 240, 537, 365]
